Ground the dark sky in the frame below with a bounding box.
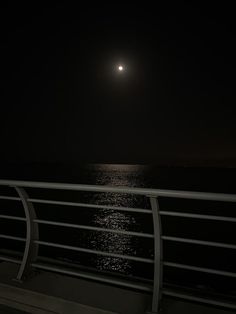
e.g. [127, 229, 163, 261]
[1, 4, 236, 166]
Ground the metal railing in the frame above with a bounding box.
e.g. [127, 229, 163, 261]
[0, 179, 236, 313]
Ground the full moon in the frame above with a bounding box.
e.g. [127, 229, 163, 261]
[118, 65, 124, 71]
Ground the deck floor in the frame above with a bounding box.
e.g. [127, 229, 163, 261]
[0, 305, 29, 314]
[0, 262, 234, 314]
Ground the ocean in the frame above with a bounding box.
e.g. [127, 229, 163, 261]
[0, 163, 236, 297]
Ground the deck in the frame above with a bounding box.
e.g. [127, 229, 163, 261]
[0, 262, 234, 314]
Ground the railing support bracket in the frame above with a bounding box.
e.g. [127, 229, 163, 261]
[14, 186, 39, 281]
[149, 196, 163, 313]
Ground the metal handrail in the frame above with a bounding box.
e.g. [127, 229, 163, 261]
[159, 210, 236, 222]
[35, 240, 154, 263]
[28, 198, 152, 214]
[0, 215, 26, 221]
[163, 261, 236, 278]
[0, 234, 25, 242]
[1, 179, 236, 201]
[0, 179, 236, 313]
[31, 262, 153, 292]
[162, 235, 236, 250]
[34, 219, 154, 238]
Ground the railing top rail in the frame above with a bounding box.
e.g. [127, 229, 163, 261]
[0, 180, 236, 202]
[0, 179, 236, 202]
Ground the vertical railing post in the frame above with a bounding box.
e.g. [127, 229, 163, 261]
[13, 186, 39, 281]
[147, 196, 163, 314]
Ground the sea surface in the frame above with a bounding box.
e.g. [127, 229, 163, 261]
[0, 163, 236, 297]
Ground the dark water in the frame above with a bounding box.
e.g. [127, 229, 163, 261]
[0, 163, 236, 298]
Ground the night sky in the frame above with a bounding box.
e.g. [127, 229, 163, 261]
[1, 4, 236, 166]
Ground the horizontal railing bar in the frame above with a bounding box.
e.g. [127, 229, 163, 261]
[34, 219, 154, 238]
[163, 261, 236, 278]
[0, 215, 26, 222]
[163, 289, 236, 310]
[0, 234, 26, 242]
[162, 236, 236, 250]
[31, 262, 152, 292]
[35, 240, 154, 264]
[0, 180, 236, 202]
[28, 198, 151, 214]
[160, 211, 236, 222]
[0, 255, 21, 264]
[0, 196, 21, 201]
[35, 254, 154, 284]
